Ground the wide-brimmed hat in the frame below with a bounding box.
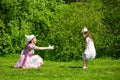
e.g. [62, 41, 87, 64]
[82, 27, 88, 33]
[25, 34, 35, 44]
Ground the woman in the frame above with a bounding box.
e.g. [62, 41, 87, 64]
[14, 34, 54, 68]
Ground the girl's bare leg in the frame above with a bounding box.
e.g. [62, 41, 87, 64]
[83, 60, 88, 69]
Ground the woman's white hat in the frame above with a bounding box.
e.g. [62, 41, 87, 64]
[82, 27, 88, 33]
[25, 34, 35, 44]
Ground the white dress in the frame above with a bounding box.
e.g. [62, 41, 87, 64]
[83, 37, 96, 60]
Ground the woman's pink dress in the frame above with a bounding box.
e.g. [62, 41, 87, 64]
[14, 44, 43, 68]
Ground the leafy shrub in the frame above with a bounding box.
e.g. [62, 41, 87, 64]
[0, 0, 119, 61]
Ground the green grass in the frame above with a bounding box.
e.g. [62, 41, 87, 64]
[0, 56, 120, 80]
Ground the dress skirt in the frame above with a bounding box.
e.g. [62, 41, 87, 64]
[14, 54, 43, 68]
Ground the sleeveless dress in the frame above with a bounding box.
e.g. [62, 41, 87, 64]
[14, 43, 43, 68]
[82, 37, 96, 60]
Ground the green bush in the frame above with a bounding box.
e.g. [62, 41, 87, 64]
[0, 0, 119, 61]
[101, 0, 120, 58]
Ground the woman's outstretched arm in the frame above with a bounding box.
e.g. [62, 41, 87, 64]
[35, 45, 54, 50]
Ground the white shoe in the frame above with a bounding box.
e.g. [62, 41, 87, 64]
[83, 66, 88, 69]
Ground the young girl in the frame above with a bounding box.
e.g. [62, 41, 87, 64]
[82, 27, 96, 69]
[14, 34, 54, 68]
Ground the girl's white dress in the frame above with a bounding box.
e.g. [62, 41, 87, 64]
[83, 37, 96, 60]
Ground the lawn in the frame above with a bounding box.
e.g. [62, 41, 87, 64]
[0, 56, 120, 80]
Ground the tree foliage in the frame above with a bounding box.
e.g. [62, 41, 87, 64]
[0, 0, 119, 61]
[102, 0, 120, 58]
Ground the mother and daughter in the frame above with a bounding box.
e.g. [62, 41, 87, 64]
[14, 27, 96, 69]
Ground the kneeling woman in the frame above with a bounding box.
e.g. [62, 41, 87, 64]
[14, 34, 54, 68]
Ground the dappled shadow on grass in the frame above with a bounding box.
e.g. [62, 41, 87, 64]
[8, 66, 42, 70]
[60, 66, 82, 68]
[8, 65, 24, 69]
[9, 66, 14, 68]
[8, 66, 23, 69]
[68, 66, 82, 68]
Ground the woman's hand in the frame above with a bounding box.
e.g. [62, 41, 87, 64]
[35, 45, 54, 50]
[29, 54, 33, 57]
[48, 45, 54, 49]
